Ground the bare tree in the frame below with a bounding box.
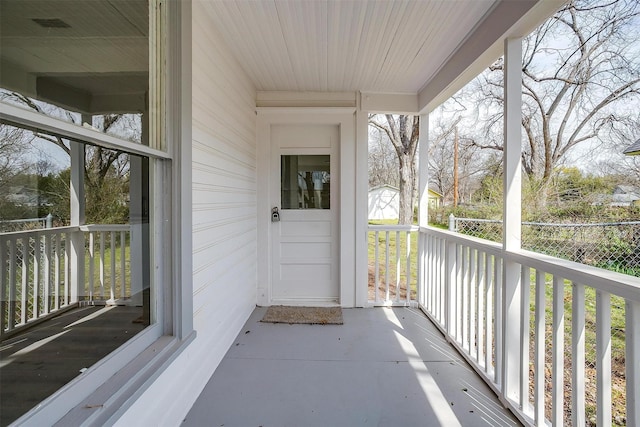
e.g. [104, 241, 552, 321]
[369, 114, 419, 224]
[428, 115, 488, 206]
[1, 91, 133, 223]
[473, 0, 640, 206]
[0, 125, 32, 189]
[368, 126, 399, 188]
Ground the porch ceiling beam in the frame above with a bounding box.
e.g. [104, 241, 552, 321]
[256, 91, 356, 108]
[360, 92, 418, 115]
[417, 0, 566, 113]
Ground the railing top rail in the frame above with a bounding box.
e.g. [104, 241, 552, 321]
[421, 226, 503, 256]
[368, 224, 420, 231]
[80, 224, 131, 232]
[0, 226, 79, 238]
[0, 224, 131, 238]
[423, 225, 640, 303]
[510, 248, 640, 303]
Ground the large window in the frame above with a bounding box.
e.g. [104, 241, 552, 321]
[0, 1, 170, 424]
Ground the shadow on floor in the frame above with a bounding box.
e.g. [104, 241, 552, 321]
[0, 305, 146, 426]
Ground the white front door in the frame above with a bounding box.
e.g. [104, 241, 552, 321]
[270, 124, 339, 306]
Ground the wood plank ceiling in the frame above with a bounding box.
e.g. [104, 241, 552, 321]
[200, 0, 496, 93]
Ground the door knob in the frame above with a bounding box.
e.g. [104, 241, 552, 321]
[271, 207, 280, 222]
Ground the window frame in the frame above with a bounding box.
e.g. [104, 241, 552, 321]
[0, 0, 193, 423]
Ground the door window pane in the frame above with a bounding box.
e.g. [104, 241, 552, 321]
[281, 155, 330, 209]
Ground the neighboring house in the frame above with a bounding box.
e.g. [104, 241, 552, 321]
[5, 186, 39, 207]
[368, 185, 442, 220]
[5, 186, 52, 208]
[611, 185, 640, 207]
[4, 2, 635, 427]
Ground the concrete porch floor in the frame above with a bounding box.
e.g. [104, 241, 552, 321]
[182, 307, 521, 427]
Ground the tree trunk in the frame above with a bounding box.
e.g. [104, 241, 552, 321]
[398, 152, 414, 224]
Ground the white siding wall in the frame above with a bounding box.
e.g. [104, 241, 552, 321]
[115, 3, 257, 425]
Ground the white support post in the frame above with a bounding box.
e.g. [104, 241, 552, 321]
[355, 97, 369, 307]
[417, 113, 429, 307]
[69, 140, 85, 303]
[129, 155, 145, 306]
[501, 37, 523, 404]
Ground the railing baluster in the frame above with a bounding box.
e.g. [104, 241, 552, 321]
[446, 240, 456, 337]
[54, 233, 60, 310]
[485, 254, 493, 376]
[552, 275, 564, 425]
[0, 238, 6, 335]
[456, 244, 463, 342]
[571, 282, 586, 426]
[89, 232, 95, 302]
[534, 270, 545, 426]
[461, 245, 469, 347]
[627, 299, 640, 427]
[33, 233, 41, 320]
[100, 231, 106, 299]
[21, 236, 29, 325]
[520, 265, 530, 413]
[477, 251, 485, 367]
[8, 239, 16, 330]
[395, 231, 400, 302]
[120, 230, 126, 299]
[469, 248, 476, 355]
[44, 233, 51, 314]
[64, 232, 70, 306]
[437, 237, 443, 321]
[53, 233, 60, 310]
[385, 231, 390, 302]
[596, 290, 612, 426]
[374, 231, 379, 304]
[435, 236, 440, 318]
[110, 231, 116, 302]
[405, 231, 411, 304]
[494, 257, 502, 386]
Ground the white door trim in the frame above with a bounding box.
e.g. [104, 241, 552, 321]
[256, 108, 356, 307]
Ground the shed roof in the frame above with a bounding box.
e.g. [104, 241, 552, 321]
[623, 139, 640, 156]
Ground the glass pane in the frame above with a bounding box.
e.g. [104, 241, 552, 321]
[0, 0, 149, 145]
[0, 127, 152, 424]
[281, 155, 330, 209]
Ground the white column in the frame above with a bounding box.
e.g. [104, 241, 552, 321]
[129, 156, 145, 306]
[418, 114, 429, 227]
[501, 37, 523, 404]
[355, 94, 369, 307]
[417, 113, 429, 307]
[70, 140, 85, 303]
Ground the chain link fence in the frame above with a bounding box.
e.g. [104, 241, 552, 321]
[450, 215, 640, 277]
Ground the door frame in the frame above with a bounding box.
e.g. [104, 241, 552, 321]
[256, 108, 357, 307]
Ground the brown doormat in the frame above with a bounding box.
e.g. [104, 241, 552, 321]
[261, 306, 343, 325]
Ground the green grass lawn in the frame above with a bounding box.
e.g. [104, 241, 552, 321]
[84, 242, 131, 301]
[368, 220, 419, 301]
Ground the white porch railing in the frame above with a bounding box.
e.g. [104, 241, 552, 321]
[368, 225, 419, 306]
[0, 224, 131, 339]
[418, 226, 640, 426]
